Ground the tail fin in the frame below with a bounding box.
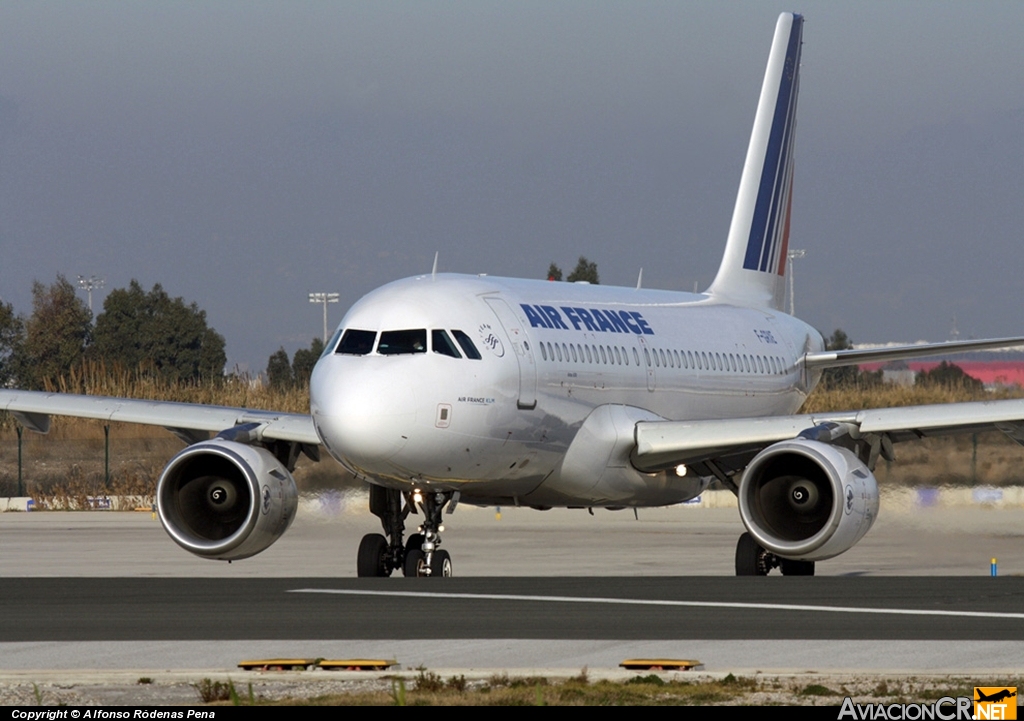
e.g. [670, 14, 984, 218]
[708, 13, 803, 311]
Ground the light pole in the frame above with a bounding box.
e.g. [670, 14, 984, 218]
[77, 275, 105, 315]
[786, 249, 806, 316]
[309, 292, 340, 342]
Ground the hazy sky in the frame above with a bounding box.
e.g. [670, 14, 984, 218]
[1, 2, 1022, 372]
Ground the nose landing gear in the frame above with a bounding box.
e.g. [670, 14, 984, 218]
[404, 489, 454, 577]
[356, 485, 455, 577]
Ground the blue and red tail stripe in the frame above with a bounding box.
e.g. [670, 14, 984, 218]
[742, 15, 802, 276]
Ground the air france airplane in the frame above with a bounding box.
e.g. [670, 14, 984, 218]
[4, 13, 1024, 577]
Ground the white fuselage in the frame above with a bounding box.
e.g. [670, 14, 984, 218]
[309, 273, 824, 507]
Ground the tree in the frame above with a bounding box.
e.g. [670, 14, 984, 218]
[0, 301, 26, 388]
[22, 275, 92, 389]
[546, 263, 563, 281]
[820, 328, 858, 389]
[917, 361, 984, 393]
[566, 256, 599, 284]
[91, 280, 226, 381]
[266, 347, 293, 389]
[292, 337, 325, 387]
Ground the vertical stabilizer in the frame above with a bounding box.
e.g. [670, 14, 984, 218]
[708, 13, 803, 311]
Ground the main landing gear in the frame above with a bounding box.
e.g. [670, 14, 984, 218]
[734, 532, 814, 576]
[356, 485, 454, 578]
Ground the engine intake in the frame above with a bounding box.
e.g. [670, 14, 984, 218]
[738, 439, 878, 562]
[157, 438, 298, 561]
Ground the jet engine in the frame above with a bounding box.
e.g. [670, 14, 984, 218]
[737, 439, 878, 562]
[156, 438, 298, 561]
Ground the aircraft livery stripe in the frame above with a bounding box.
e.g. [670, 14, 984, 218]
[743, 15, 803, 275]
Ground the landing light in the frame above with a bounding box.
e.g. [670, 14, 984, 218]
[675, 464, 687, 477]
[413, 491, 423, 504]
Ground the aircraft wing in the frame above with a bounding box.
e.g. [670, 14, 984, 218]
[632, 398, 1024, 473]
[0, 389, 320, 446]
[802, 336, 1024, 369]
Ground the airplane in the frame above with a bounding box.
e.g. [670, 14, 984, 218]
[3, 12, 1024, 578]
[976, 689, 1017, 704]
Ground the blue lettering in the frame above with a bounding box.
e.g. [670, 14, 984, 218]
[541, 305, 569, 330]
[630, 311, 654, 335]
[605, 310, 631, 334]
[619, 311, 642, 334]
[575, 308, 599, 332]
[561, 306, 583, 330]
[590, 309, 617, 333]
[521, 304, 548, 329]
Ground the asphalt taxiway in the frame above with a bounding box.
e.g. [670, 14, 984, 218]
[1, 503, 1023, 674]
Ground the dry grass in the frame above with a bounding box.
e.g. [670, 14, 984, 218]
[799, 383, 1024, 414]
[265, 673, 753, 706]
[250, 673, 1018, 706]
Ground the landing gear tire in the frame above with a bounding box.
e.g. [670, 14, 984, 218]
[357, 533, 391, 577]
[406, 533, 424, 552]
[431, 550, 453, 577]
[404, 549, 426, 577]
[780, 558, 815, 576]
[735, 532, 770, 576]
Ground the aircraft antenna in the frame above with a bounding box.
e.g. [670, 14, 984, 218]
[431, 252, 439, 280]
[636, 268, 643, 290]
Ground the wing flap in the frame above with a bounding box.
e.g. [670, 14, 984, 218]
[0, 390, 320, 445]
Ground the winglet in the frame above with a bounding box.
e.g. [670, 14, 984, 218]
[708, 13, 803, 311]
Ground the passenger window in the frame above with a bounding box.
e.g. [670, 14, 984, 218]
[540, 343, 548, 361]
[378, 329, 427, 355]
[336, 329, 377, 356]
[632, 348, 640, 366]
[431, 329, 462, 358]
[451, 330, 482, 360]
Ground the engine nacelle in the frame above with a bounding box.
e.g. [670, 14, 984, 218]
[157, 438, 298, 561]
[738, 439, 879, 562]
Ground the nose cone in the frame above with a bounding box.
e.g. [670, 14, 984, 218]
[310, 355, 416, 469]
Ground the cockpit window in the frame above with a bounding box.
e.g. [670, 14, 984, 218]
[451, 330, 481, 360]
[336, 329, 376, 355]
[321, 328, 343, 358]
[378, 329, 427, 355]
[431, 329, 462, 358]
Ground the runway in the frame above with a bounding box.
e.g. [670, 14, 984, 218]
[3, 577, 1024, 642]
[2, 505, 1023, 675]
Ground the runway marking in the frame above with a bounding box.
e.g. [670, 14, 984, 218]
[289, 588, 1024, 621]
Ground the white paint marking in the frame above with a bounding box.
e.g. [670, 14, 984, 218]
[288, 588, 1024, 621]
